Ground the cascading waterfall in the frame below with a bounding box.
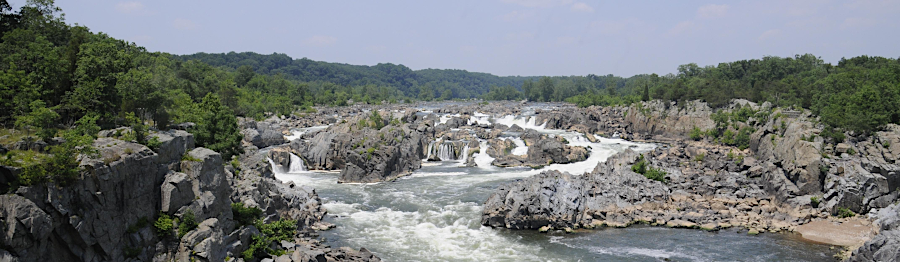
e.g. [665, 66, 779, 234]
[474, 140, 495, 168]
[438, 143, 454, 161]
[425, 142, 435, 161]
[459, 143, 469, 163]
[267, 157, 286, 175]
[289, 153, 307, 172]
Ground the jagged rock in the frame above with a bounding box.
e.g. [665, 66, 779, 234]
[482, 150, 669, 229]
[150, 129, 195, 166]
[160, 171, 193, 214]
[179, 148, 234, 223]
[850, 230, 900, 262]
[526, 139, 589, 166]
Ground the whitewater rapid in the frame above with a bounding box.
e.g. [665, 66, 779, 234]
[272, 113, 835, 261]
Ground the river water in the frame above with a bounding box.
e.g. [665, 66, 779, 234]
[274, 114, 837, 262]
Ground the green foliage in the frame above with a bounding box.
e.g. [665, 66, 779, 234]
[689, 126, 703, 141]
[177, 210, 198, 238]
[231, 202, 263, 227]
[369, 110, 385, 129]
[145, 136, 162, 150]
[193, 94, 243, 160]
[14, 100, 58, 141]
[694, 153, 706, 162]
[810, 196, 821, 208]
[242, 218, 298, 260]
[837, 207, 856, 218]
[181, 153, 201, 162]
[821, 126, 846, 144]
[631, 154, 667, 183]
[847, 148, 857, 155]
[154, 213, 174, 237]
[124, 112, 147, 144]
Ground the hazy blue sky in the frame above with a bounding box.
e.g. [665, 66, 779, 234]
[8, 0, 900, 76]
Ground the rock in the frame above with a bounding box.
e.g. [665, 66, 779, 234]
[149, 130, 195, 166]
[160, 171, 194, 214]
[482, 151, 669, 230]
[173, 122, 196, 130]
[180, 148, 234, 223]
[837, 143, 852, 154]
[850, 230, 900, 262]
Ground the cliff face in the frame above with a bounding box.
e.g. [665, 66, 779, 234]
[0, 128, 374, 262]
[0, 130, 192, 261]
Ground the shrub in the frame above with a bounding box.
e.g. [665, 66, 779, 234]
[145, 136, 162, 150]
[242, 218, 297, 260]
[694, 153, 705, 162]
[643, 167, 667, 183]
[689, 126, 703, 141]
[847, 148, 857, 155]
[232, 203, 263, 227]
[631, 154, 647, 174]
[631, 154, 666, 183]
[837, 207, 856, 218]
[154, 213, 174, 237]
[821, 127, 845, 144]
[178, 210, 198, 238]
[810, 196, 821, 208]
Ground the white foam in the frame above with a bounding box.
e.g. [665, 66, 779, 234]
[473, 140, 495, 169]
[283, 125, 330, 141]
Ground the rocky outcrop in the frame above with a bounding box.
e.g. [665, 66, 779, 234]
[241, 119, 288, 149]
[0, 134, 183, 261]
[290, 111, 428, 183]
[483, 143, 827, 234]
[851, 204, 900, 261]
[482, 154, 668, 229]
[0, 125, 378, 261]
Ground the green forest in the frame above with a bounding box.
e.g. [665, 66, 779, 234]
[2, 0, 900, 175]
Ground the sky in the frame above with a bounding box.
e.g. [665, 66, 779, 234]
[8, 0, 900, 77]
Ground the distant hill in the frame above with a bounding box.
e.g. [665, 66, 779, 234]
[174, 52, 538, 99]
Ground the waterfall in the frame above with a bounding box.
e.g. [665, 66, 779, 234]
[267, 157, 287, 175]
[510, 137, 528, 156]
[474, 140, 495, 168]
[425, 141, 435, 160]
[459, 143, 469, 163]
[289, 153, 307, 172]
[438, 143, 454, 161]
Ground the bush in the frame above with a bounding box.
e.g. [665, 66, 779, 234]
[145, 136, 162, 150]
[178, 210, 198, 238]
[694, 153, 705, 162]
[242, 218, 297, 260]
[232, 202, 263, 227]
[643, 167, 667, 183]
[689, 126, 703, 141]
[631, 154, 666, 183]
[821, 127, 845, 144]
[154, 213, 174, 237]
[837, 207, 856, 218]
[631, 154, 647, 174]
[810, 196, 821, 208]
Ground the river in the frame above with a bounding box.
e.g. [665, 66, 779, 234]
[273, 113, 837, 261]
